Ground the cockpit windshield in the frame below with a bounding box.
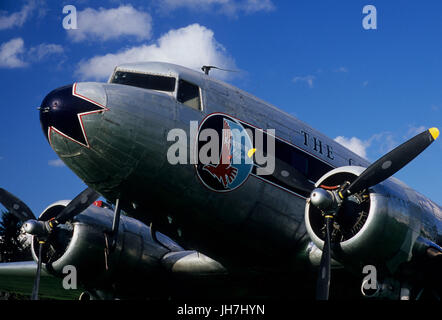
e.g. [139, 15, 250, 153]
[111, 71, 176, 92]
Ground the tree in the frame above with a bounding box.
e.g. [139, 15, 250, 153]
[0, 210, 32, 262]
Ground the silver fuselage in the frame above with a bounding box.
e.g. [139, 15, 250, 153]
[47, 62, 441, 274]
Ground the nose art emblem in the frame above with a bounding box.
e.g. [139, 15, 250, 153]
[41, 83, 109, 148]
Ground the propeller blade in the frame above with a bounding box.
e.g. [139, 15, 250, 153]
[0, 188, 35, 221]
[316, 216, 333, 300]
[31, 240, 44, 300]
[342, 128, 439, 197]
[55, 187, 100, 224]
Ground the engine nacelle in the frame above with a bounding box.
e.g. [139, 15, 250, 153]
[30, 201, 171, 293]
[305, 166, 440, 273]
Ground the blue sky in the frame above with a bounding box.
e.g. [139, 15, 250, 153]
[0, 0, 440, 215]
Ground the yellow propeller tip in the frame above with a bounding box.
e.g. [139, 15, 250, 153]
[429, 127, 439, 140]
[247, 148, 257, 158]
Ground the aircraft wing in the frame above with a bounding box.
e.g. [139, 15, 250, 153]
[0, 261, 82, 299]
[0, 249, 229, 300]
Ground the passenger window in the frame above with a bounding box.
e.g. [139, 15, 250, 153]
[177, 79, 201, 110]
[291, 151, 309, 176]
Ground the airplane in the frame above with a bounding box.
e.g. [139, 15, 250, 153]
[0, 61, 440, 300]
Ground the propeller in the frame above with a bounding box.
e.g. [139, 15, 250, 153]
[0, 188, 36, 221]
[309, 127, 439, 300]
[0, 187, 100, 300]
[31, 239, 44, 300]
[340, 127, 440, 198]
[53, 187, 100, 224]
[316, 214, 332, 300]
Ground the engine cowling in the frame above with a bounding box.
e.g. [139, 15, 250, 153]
[305, 166, 437, 273]
[30, 201, 171, 294]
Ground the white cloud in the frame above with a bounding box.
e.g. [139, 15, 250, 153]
[28, 43, 64, 61]
[334, 66, 348, 73]
[48, 159, 66, 167]
[0, 38, 27, 68]
[76, 23, 236, 80]
[335, 132, 397, 161]
[292, 75, 315, 88]
[67, 5, 152, 42]
[0, 1, 35, 30]
[0, 38, 64, 68]
[334, 136, 370, 159]
[243, 0, 275, 13]
[372, 132, 396, 154]
[293, 67, 347, 88]
[406, 125, 426, 138]
[159, 0, 275, 15]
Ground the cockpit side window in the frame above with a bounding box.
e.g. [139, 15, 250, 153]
[111, 71, 176, 92]
[177, 79, 201, 110]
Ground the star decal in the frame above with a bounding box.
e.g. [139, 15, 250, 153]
[40, 83, 109, 148]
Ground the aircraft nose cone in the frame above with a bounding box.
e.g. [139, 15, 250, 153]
[39, 84, 73, 141]
[39, 83, 107, 148]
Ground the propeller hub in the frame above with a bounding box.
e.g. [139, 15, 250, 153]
[22, 220, 51, 238]
[310, 188, 334, 211]
[310, 188, 343, 216]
